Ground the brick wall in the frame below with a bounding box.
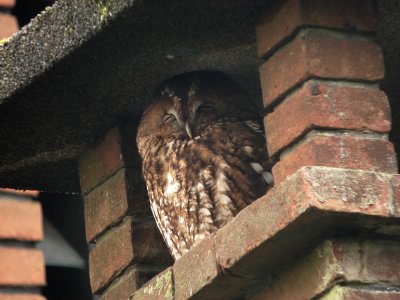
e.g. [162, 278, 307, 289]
[252, 0, 400, 298]
[78, 121, 173, 299]
[81, 0, 400, 299]
[0, 189, 46, 300]
[0, 0, 18, 42]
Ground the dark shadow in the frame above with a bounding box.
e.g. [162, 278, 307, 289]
[12, 0, 56, 27]
[39, 192, 93, 300]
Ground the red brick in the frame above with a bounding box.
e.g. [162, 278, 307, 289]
[392, 175, 400, 216]
[89, 217, 171, 293]
[130, 268, 174, 300]
[265, 81, 391, 156]
[132, 167, 400, 298]
[321, 286, 400, 300]
[256, 0, 378, 57]
[0, 13, 18, 40]
[260, 30, 384, 107]
[301, 167, 391, 215]
[0, 0, 16, 8]
[215, 167, 393, 278]
[174, 235, 217, 299]
[0, 198, 43, 241]
[0, 247, 45, 286]
[273, 133, 398, 184]
[79, 123, 140, 194]
[251, 238, 400, 300]
[0, 295, 46, 300]
[101, 267, 160, 300]
[173, 234, 256, 300]
[337, 240, 400, 283]
[85, 168, 150, 242]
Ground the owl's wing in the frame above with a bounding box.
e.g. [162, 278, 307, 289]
[201, 120, 272, 208]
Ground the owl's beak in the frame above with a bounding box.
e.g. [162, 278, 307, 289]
[185, 121, 193, 139]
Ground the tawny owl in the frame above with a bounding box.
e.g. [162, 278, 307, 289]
[136, 71, 273, 260]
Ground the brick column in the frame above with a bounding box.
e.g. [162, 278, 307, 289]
[0, 189, 46, 300]
[256, 0, 397, 182]
[78, 121, 172, 299]
[253, 0, 400, 298]
[0, 0, 18, 42]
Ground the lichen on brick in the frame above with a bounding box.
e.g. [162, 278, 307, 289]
[142, 269, 174, 300]
[320, 285, 345, 299]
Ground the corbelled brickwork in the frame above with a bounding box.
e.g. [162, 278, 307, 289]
[129, 0, 400, 299]
[78, 121, 172, 297]
[253, 0, 400, 298]
[128, 167, 400, 299]
[0, 190, 45, 300]
[256, 0, 378, 58]
[264, 82, 391, 156]
[258, 0, 396, 180]
[82, 0, 400, 299]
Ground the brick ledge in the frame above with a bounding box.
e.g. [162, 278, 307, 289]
[130, 166, 400, 299]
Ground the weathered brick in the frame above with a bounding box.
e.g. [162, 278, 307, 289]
[256, 0, 378, 57]
[0, 295, 46, 300]
[0, 13, 18, 40]
[215, 167, 393, 278]
[265, 81, 391, 156]
[250, 238, 400, 300]
[260, 29, 384, 107]
[321, 286, 400, 300]
[273, 133, 398, 184]
[0, 247, 45, 286]
[0, 0, 16, 8]
[133, 167, 400, 298]
[89, 217, 172, 293]
[85, 168, 150, 242]
[101, 267, 160, 300]
[0, 198, 43, 241]
[130, 268, 174, 300]
[173, 233, 256, 300]
[79, 123, 140, 194]
[174, 235, 217, 300]
[392, 175, 400, 216]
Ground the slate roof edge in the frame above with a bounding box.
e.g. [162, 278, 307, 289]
[0, 0, 135, 101]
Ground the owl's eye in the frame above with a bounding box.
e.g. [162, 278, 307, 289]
[163, 114, 176, 124]
[197, 103, 215, 114]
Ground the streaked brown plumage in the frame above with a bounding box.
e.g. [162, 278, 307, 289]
[137, 71, 273, 260]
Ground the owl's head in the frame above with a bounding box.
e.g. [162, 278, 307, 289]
[136, 71, 260, 153]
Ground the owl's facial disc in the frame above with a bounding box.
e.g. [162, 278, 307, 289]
[163, 107, 194, 140]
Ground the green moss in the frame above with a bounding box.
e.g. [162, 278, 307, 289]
[0, 37, 10, 46]
[64, 25, 74, 35]
[96, 0, 110, 23]
[31, 23, 40, 33]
